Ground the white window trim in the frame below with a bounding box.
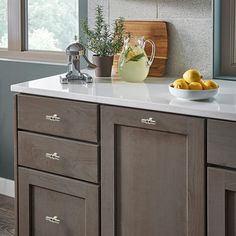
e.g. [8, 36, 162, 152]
[0, 0, 86, 64]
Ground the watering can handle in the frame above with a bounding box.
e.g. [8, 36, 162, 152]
[144, 39, 156, 66]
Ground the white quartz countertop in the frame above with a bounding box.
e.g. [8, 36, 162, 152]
[11, 72, 236, 121]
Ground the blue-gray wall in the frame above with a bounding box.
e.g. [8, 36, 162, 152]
[0, 0, 88, 180]
[0, 60, 66, 180]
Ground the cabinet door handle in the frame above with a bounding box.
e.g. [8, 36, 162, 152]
[45, 114, 61, 122]
[141, 117, 156, 125]
[45, 216, 60, 224]
[45, 153, 61, 161]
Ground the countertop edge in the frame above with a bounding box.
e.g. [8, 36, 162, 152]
[11, 84, 236, 122]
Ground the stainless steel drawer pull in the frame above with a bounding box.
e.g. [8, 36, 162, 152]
[45, 153, 61, 161]
[141, 117, 156, 125]
[45, 216, 60, 224]
[45, 114, 61, 122]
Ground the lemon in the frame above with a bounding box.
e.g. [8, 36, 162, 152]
[204, 80, 219, 89]
[199, 79, 210, 90]
[189, 82, 203, 90]
[126, 50, 136, 61]
[173, 79, 189, 90]
[133, 47, 143, 56]
[183, 69, 202, 83]
[126, 47, 143, 61]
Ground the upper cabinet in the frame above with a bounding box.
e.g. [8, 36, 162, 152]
[214, 0, 236, 79]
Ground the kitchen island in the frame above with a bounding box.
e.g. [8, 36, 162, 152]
[11, 73, 236, 236]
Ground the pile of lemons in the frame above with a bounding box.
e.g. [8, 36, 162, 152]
[172, 69, 219, 90]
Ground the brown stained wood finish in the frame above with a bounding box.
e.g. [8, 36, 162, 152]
[101, 106, 205, 236]
[17, 95, 99, 143]
[18, 131, 99, 183]
[208, 119, 236, 168]
[113, 20, 168, 77]
[0, 194, 15, 236]
[208, 167, 236, 236]
[15, 94, 209, 236]
[15, 94, 100, 236]
[18, 167, 99, 236]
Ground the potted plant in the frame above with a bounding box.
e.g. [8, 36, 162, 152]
[82, 5, 125, 77]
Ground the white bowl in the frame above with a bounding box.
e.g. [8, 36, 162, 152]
[169, 84, 219, 101]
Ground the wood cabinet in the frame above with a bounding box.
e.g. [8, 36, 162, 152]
[208, 167, 236, 236]
[15, 94, 207, 236]
[18, 167, 99, 236]
[15, 95, 100, 236]
[208, 120, 236, 235]
[101, 106, 205, 236]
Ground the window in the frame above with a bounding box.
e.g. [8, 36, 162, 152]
[27, 0, 79, 51]
[0, 0, 8, 48]
[0, 0, 87, 63]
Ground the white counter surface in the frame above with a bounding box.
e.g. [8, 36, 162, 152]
[11, 72, 236, 121]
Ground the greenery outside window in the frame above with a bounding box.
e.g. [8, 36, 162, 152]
[0, 0, 8, 48]
[0, 0, 87, 63]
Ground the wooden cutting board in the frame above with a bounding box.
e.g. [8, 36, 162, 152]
[113, 20, 169, 77]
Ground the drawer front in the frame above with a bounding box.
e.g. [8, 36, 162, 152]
[208, 119, 236, 168]
[17, 95, 98, 142]
[18, 167, 99, 236]
[18, 131, 99, 183]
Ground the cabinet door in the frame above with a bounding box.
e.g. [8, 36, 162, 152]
[208, 167, 236, 236]
[101, 106, 205, 236]
[18, 167, 99, 236]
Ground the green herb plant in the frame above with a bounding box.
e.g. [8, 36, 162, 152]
[82, 5, 125, 56]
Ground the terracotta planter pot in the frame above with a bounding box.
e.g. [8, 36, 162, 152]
[92, 55, 114, 77]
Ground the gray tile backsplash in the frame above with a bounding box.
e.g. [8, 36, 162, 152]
[109, 0, 157, 22]
[88, 0, 213, 78]
[157, 0, 212, 19]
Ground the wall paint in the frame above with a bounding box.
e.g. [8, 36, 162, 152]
[0, 60, 66, 179]
[88, 0, 213, 78]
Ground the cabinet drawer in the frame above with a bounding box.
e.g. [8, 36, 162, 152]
[18, 167, 99, 236]
[17, 95, 98, 142]
[18, 131, 99, 183]
[208, 119, 236, 168]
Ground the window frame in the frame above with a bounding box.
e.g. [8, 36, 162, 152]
[214, 0, 236, 80]
[0, 0, 87, 64]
